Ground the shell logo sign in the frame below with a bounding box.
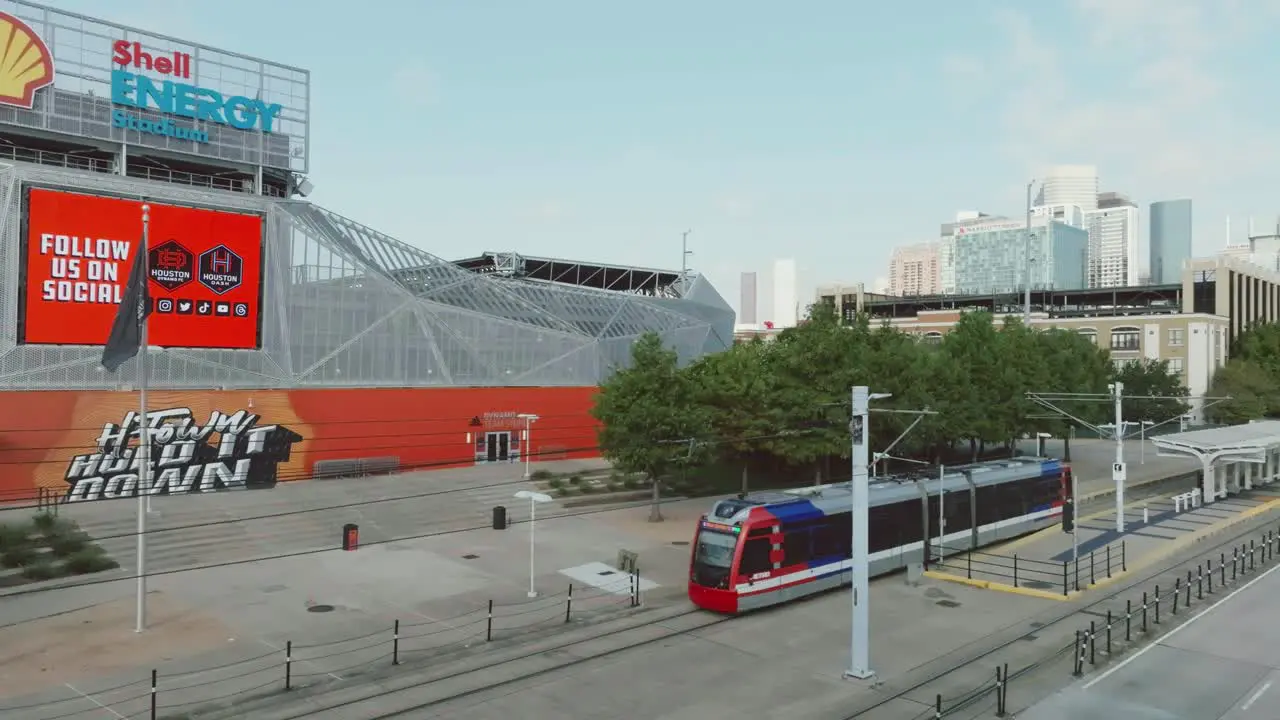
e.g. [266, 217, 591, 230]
[0, 12, 54, 110]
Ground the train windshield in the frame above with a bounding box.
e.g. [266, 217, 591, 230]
[694, 529, 738, 568]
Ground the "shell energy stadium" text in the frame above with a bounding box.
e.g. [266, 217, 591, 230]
[110, 41, 283, 143]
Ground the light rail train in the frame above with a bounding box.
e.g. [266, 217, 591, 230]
[688, 456, 1070, 613]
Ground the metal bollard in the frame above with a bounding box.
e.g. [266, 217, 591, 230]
[1208, 560, 1214, 594]
[1000, 662, 1009, 716]
[1126, 599, 1132, 642]
[996, 666, 1005, 717]
[150, 669, 157, 720]
[486, 599, 494, 642]
[1173, 579, 1180, 614]
[393, 620, 400, 665]
[1185, 571, 1192, 605]
[285, 640, 293, 691]
[1222, 552, 1227, 586]
[1074, 630, 1085, 676]
[1090, 621, 1096, 665]
[1252, 540, 1257, 571]
[1142, 591, 1149, 633]
[1234, 548, 1239, 580]
[1155, 585, 1162, 624]
[935, 694, 943, 719]
[1198, 565, 1204, 600]
[565, 584, 574, 623]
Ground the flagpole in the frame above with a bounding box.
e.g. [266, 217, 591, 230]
[135, 204, 150, 634]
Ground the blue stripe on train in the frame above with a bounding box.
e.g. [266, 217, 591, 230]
[767, 499, 823, 524]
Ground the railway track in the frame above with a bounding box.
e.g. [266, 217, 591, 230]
[254, 605, 734, 720]
[250, 502, 1280, 720]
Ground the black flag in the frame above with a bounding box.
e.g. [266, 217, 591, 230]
[101, 242, 151, 372]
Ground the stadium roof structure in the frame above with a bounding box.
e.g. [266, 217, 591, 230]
[862, 283, 1188, 320]
[0, 162, 734, 390]
[453, 252, 682, 297]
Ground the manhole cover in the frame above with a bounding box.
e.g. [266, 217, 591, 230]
[671, 541, 690, 546]
[598, 570, 617, 576]
[462, 554, 480, 560]
[307, 604, 335, 613]
[936, 600, 961, 608]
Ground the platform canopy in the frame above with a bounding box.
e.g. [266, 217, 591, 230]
[1152, 421, 1280, 464]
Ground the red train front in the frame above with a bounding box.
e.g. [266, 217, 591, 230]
[687, 516, 745, 613]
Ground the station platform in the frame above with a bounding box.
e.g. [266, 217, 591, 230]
[927, 487, 1280, 599]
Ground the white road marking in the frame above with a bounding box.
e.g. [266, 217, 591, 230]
[64, 683, 125, 719]
[1084, 558, 1280, 690]
[1242, 681, 1272, 711]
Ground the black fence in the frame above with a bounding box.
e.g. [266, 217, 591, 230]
[918, 525, 1280, 718]
[0, 575, 644, 720]
[937, 541, 1126, 596]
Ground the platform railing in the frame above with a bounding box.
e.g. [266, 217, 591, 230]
[935, 540, 1126, 597]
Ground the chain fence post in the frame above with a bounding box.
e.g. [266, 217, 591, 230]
[486, 599, 494, 642]
[1185, 571, 1192, 606]
[285, 640, 292, 691]
[1208, 560, 1214, 594]
[935, 693, 942, 719]
[1221, 552, 1227, 586]
[1013, 554, 1019, 588]
[1142, 591, 1148, 633]
[1073, 630, 1084, 676]
[1172, 579, 1180, 615]
[1105, 611, 1112, 655]
[1155, 584, 1162, 624]
[565, 583, 573, 623]
[393, 620, 400, 665]
[1125, 599, 1131, 642]
[996, 665, 1006, 717]
[150, 669, 157, 720]
[1001, 662, 1009, 716]
[1197, 564, 1203, 600]
[1089, 622, 1096, 665]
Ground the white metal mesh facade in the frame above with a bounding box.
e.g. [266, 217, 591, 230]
[0, 163, 733, 390]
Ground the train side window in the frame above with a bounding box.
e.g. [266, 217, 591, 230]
[783, 531, 811, 566]
[739, 538, 772, 575]
[812, 522, 840, 557]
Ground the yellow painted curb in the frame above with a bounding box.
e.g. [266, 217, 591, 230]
[922, 569, 1074, 602]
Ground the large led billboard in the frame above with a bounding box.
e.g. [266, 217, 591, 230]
[19, 187, 263, 350]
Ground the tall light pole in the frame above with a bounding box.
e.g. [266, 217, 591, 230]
[681, 229, 692, 292]
[514, 490, 553, 597]
[1110, 382, 1126, 533]
[518, 413, 539, 478]
[1024, 180, 1035, 322]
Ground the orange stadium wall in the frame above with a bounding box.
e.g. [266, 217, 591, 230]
[0, 386, 600, 504]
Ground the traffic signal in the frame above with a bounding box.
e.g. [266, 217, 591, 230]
[1062, 498, 1075, 533]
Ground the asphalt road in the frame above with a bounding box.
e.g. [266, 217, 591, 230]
[1021, 550, 1280, 719]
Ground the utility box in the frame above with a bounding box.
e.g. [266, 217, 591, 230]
[906, 561, 923, 586]
[342, 523, 359, 551]
[492, 505, 507, 530]
[617, 549, 638, 574]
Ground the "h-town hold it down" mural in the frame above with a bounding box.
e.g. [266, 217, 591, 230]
[0, 387, 600, 503]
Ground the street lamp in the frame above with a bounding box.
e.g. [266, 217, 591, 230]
[514, 490, 553, 598]
[518, 413, 540, 478]
[847, 386, 893, 682]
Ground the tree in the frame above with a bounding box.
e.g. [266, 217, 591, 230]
[1113, 359, 1191, 428]
[1207, 358, 1280, 424]
[687, 338, 777, 495]
[1033, 329, 1112, 459]
[937, 313, 1006, 459]
[591, 333, 711, 521]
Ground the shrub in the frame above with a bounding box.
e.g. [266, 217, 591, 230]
[623, 477, 643, 490]
[21, 559, 62, 581]
[578, 482, 597, 494]
[547, 477, 565, 490]
[1, 544, 37, 568]
[605, 481, 623, 493]
[531, 469, 554, 481]
[568, 474, 583, 485]
[63, 546, 120, 575]
[554, 487, 573, 498]
[46, 527, 91, 557]
[31, 512, 59, 533]
[0, 522, 31, 551]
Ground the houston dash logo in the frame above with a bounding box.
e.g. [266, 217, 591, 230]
[62, 407, 303, 502]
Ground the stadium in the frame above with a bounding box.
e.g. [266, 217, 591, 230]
[0, 1, 733, 502]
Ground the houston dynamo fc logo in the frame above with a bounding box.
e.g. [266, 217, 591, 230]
[62, 407, 303, 503]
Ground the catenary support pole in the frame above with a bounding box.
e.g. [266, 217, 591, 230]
[135, 204, 151, 634]
[845, 386, 873, 680]
[1112, 381, 1126, 533]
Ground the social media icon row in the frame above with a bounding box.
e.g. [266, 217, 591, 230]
[154, 298, 249, 318]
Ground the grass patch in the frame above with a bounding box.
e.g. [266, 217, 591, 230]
[577, 482, 597, 494]
[554, 486, 574, 498]
[0, 522, 31, 551]
[530, 469, 555, 481]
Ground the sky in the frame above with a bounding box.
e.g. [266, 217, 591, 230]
[42, 0, 1280, 319]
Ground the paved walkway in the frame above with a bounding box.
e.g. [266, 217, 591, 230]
[1020, 549, 1280, 719]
